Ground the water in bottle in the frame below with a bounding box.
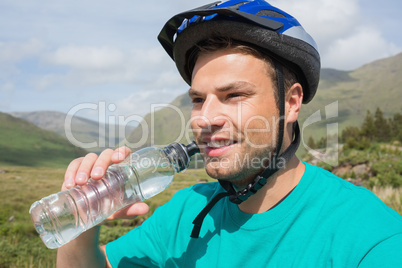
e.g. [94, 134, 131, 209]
[29, 141, 199, 249]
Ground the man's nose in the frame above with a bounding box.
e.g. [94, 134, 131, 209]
[195, 96, 226, 129]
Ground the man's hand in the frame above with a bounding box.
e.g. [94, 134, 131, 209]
[62, 146, 149, 221]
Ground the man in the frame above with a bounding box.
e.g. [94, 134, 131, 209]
[57, 1, 402, 267]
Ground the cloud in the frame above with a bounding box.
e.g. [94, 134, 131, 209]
[324, 27, 401, 70]
[39, 45, 173, 88]
[113, 88, 183, 119]
[44, 46, 125, 70]
[1, 0, 401, 119]
[0, 39, 45, 79]
[271, 0, 401, 69]
[272, 0, 360, 40]
[271, 0, 360, 55]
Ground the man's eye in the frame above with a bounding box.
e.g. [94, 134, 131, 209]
[192, 98, 204, 104]
[227, 93, 242, 99]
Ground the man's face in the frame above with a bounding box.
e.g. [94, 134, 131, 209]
[189, 48, 279, 186]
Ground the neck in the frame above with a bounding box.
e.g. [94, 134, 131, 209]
[238, 156, 305, 214]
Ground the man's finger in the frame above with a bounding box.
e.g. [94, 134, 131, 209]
[90, 149, 115, 179]
[75, 153, 99, 185]
[111, 146, 133, 163]
[64, 157, 84, 189]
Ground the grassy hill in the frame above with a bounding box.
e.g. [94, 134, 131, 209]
[4, 53, 400, 166]
[1, 157, 401, 267]
[122, 94, 194, 149]
[11, 111, 135, 154]
[0, 112, 87, 168]
[301, 52, 402, 138]
[122, 53, 402, 150]
[0, 166, 213, 267]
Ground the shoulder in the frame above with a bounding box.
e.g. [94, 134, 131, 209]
[304, 162, 402, 233]
[307, 162, 393, 205]
[358, 233, 402, 267]
[304, 162, 381, 201]
[302, 163, 402, 261]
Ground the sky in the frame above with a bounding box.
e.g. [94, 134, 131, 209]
[0, 0, 401, 124]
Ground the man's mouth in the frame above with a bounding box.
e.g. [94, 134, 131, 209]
[203, 139, 238, 157]
[207, 140, 235, 148]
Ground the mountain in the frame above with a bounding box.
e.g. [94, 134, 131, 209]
[121, 52, 402, 149]
[301, 52, 402, 138]
[0, 112, 87, 167]
[11, 111, 135, 154]
[122, 94, 193, 149]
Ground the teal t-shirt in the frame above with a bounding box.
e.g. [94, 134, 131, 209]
[106, 163, 402, 267]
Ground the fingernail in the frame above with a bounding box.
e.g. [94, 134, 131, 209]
[92, 167, 104, 177]
[114, 152, 125, 161]
[76, 172, 88, 184]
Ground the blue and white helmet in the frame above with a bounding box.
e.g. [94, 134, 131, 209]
[158, 0, 320, 103]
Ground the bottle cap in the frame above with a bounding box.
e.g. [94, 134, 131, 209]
[165, 141, 199, 172]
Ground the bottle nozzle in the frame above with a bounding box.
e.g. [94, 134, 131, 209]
[185, 141, 200, 157]
[164, 141, 199, 172]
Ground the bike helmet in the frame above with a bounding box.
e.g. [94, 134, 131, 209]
[158, 0, 321, 238]
[158, 0, 320, 103]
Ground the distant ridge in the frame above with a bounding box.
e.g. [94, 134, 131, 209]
[7, 52, 402, 158]
[301, 52, 402, 138]
[0, 112, 87, 167]
[11, 111, 135, 154]
[122, 94, 193, 149]
[121, 52, 402, 149]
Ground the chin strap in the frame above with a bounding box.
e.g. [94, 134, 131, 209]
[219, 121, 300, 204]
[190, 122, 300, 238]
[190, 63, 301, 238]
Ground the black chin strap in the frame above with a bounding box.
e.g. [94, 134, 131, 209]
[219, 121, 300, 204]
[191, 63, 301, 238]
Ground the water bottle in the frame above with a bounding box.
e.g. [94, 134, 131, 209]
[29, 141, 199, 249]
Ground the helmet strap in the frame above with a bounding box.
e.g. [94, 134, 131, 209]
[190, 63, 301, 238]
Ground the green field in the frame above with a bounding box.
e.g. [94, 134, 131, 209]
[1, 52, 401, 267]
[0, 166, 212, 267]
[0, 112, 87, 168]
[1, 164, 401, 267]
[1, 140, 402, 267]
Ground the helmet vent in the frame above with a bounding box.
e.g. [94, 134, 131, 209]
[230, 1, 249, 10]
[256, 10, 286, 19]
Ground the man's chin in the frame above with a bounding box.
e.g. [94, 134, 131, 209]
[204, 163, 231, 180]
[203, 158, 266, 188]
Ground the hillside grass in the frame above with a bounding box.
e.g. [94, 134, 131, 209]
[1, 154, 401, 267]
[0, 113, 87, 168]
[0, 166, 212, 267]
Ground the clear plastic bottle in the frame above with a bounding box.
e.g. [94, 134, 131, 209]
[29, 141, 199, 249]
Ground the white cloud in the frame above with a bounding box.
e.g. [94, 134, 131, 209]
[113, 82, 186, 118]
[272, 0, 359, 35]
[0, 39, 45, 80]
[44, 46, 125, 70]
[324, 27, 401, 70]
[151, 70, 185, 89]
[271, 0, 360, 55]
[40, 45, 172, 88]
[1, 0, 401, 119]
[271, 0, 401, 69]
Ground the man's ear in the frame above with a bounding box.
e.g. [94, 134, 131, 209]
[286, 83, 303, 123]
